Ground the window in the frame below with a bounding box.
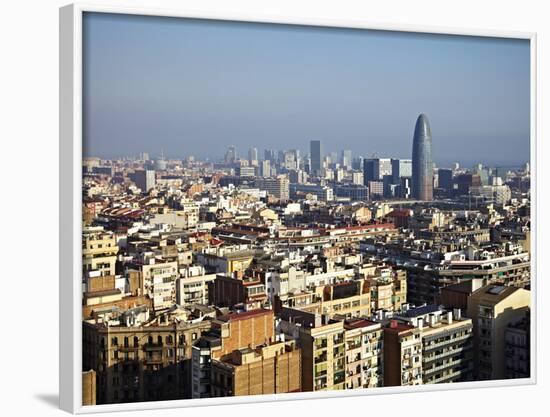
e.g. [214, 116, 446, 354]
[112, 337, 118, 346]
[157, 336, 162, 345]
[124, 337, 129, 348]
[134, 336, 139, 347]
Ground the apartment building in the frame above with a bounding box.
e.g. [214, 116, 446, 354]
[366, 268, 407, 312]
[319, 280, 371, 318]
[210, 341, 301, 397]
[141, 261, 179, 312]
[343, 319, 384, 389]
[504, 311, 530, 379]
[208, 274, 267, 310]
[467, 285, 531, 380]
[191, 335, 220, 399]
[82, 226, 119, 277]
[176, 266, 216, 307]
[255, 175, 290, 202]
[383, 320, 422, 386]
[278, 308, 346, 392]
[396, 305, 474, 384]
[82, 370, 97, 406]
[83, 319, 211, 404]
[191, 309, 276, 398]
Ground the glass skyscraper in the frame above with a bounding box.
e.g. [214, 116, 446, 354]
[310, 140, 322, 175]
[412, 114, 433, 200]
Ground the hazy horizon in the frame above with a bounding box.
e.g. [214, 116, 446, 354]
[83, 12, 531, 167]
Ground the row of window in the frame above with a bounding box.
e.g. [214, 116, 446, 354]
[100, 333, 198, 348]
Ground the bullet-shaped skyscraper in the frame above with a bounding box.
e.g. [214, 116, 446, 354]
[412, 113, 433, 201]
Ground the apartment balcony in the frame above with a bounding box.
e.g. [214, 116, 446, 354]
[144, 343, 163, 351]
[119, 346, 140, 352]
[333, 372, 346, 385]
[347, 342, 362, 351]
[424, 358, 465, 375]
[423, 345, 472, 364]
[333, 337, 345, 346]
[423, 334, 472, 352]
[429, 367, 469, 384]
[315, 341, 328, 350]
[314, 354, 328, 364]
[346, 355, 362, 365]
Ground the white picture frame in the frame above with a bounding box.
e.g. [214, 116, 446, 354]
[59, 2, 537, 413]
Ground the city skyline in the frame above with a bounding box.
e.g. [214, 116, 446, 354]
[83, 12, 530, 166]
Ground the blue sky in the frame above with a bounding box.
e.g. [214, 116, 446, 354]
[83, 12, 530, 167]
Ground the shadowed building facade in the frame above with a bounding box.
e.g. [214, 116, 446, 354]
[412, 114, 433, 201]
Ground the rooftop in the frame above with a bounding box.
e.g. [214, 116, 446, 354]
[217, 308, 273, 323]
[402, 304, 441, 318]
[344, 318, 378, 330]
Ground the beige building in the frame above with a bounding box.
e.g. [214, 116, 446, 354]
[279, 279, 371, 319]
[467, 285, 531, 380]
[251, 207, 279, 223]
[82, 370, 97, 406]
[141, 261, 179, 311]
[210, 341, 301, 397]
[255, 175, 290, 202]
[419, 311, 474, 384]
[367, 269, 407, 312]
[279, 309, 346, 392]
[191, 309, 276, 399]
[343, 319, 384, 389]
[388, 305, 474, 385]
[83, 319, 211, 404]
[176, 265, 216, 307]
[318, 280, 371, 319]
[82, 226, 118, 278]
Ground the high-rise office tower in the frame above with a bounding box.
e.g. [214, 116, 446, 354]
[264, 149, 275, 163]
[363, 158, 392, 184]
[391, 159, 412, 183]
[438, 168, 453, 192]
[412, 114, 433, 200]
[225, 145, 237, 163]
[260, 160, 271, 178]
[248, 147, 258, 166]
[132, 169, 156, 193]
[310, 140, 322, 175]
[341, 149, 352, 170]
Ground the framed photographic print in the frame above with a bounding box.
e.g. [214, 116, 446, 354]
[59, 2, 537, 413]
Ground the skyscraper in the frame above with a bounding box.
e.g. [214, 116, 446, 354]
[438, 168, 453, 193]
[131, 169, 156, 193]
[412, 114, 433, 200]
[363, 158, 392, 184]
[341, 149, 352, 170]
[310, 140, 322, 175]
[248, 147, 258, 166]
[391, 159, 412, 183]
[225, 145, 237, 164]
